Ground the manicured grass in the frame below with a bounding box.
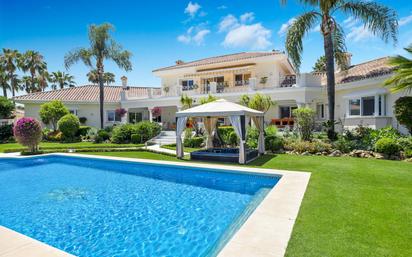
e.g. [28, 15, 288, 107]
[78, 151, 412, 257]
[0, 142, 144, 153]
[80, 151, 182, 161]
[160, 143, 201, 153]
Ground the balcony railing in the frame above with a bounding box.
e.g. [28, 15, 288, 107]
[280, 75, 297, 88]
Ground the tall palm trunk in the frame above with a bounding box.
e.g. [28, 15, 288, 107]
[2, 85, 7, 98]
[9, 71, 15, 99]
[97, 64, 105, 129]
[323, 27, 336, 138]
[30, 70, 35, 93]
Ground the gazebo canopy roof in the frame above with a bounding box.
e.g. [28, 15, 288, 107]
[176, 99, 264, 117]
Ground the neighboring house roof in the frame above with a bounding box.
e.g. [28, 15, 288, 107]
[335, 57, 394, 84]
[14, 85, 160, 103]
[153, 51, 283, 72]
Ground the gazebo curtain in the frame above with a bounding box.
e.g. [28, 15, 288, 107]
[229, 115, 245, 164]
[203, 117, 218, 149]
[176, 117, 188, 158]
[252, 116, 265, 154]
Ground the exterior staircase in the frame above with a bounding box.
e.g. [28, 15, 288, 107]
[149, 131, 181, 145]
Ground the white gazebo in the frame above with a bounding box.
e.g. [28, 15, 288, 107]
[175, 99, 265, 164]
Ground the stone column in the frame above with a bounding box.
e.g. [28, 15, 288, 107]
[148, 108, 153, 122]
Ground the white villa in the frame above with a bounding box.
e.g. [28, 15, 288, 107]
[14, 51, 411, 134]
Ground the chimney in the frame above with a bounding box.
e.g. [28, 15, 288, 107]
[121, 76, 128, 90]
[175, 60, 184, 65]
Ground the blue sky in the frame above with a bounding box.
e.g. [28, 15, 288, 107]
[1, 0, 412, 89]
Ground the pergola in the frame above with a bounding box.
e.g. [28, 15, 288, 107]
[175, 99, 265, 164]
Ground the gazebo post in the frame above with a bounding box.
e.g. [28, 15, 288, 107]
[240, 115, 246, 164]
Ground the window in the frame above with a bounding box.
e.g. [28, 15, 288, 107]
[235, 73, 251, 86]
[69, 109, 78, 116]
[128, 112, 142, 124]
[316, 104, 325, 119]
[280, 106, 296, 118]
[107, 110, 121, 122]
[362, 96, 375, 116]
[182, 80, 194, 91]
[349, 99, 361, 116]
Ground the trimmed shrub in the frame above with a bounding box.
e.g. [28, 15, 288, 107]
[111, 121, 161, 144]
[184, 136, 204, 148]
[58, 114, 80, 141]
[79, 117, 87, 124]
[246, 126, 259, 148]
[13, 117, 42, 152]
[333, 137, 356, 153]
[77, 126, 91, 137]
[375, 138, 401, 156]
[393, 96, 412, 134]
[131, 134, 141, 144]
[0, 124, 13, 142]
[0, 96, 15, 119]
[95, 129, 111, 143]
[293, 107, 315, 141]
[135, 121, 161, 143]
[39, 100, 69, 130]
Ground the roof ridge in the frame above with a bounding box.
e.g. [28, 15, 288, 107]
[349, 56, 390, 69]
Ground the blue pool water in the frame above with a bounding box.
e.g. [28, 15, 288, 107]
[0, 155, 280, 257]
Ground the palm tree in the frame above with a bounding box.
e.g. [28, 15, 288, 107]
[50, 71, 76, 90]
[65, 23, 132, 129]
[384, 44, 412, 92]
[180, 94, 193, 110]
[282, 0, 398, 138]
[0, 69, 10, 97]
[20, 50, 47, 93]
[37, 70, 50, 92]
[2, 49, 21, 98]
[21, 76, 32, 93]
[87, 70, 115, 85]
[313, 56, 327, 72]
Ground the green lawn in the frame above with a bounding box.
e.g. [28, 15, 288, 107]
[79, 151, 412, 257]
[0, 142, 143, 153]
[160, 144, 201, 153]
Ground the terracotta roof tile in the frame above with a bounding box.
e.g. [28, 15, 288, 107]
[335, 57, 394, 84]
[14, 85, 160, 103]
[153, 51, 282, 72]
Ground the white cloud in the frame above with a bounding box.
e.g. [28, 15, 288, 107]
[343, 16, 358, 28]
[185, 2, 201, 17]
[399, 13, 412, 26]
[219, 14, 238, 32]
[240, 12, 255, 23]
[217, 5, 227, 10]
[346, 25, 374, 42]
[193, 29, 211, 45]
[177, 34, 191, 44]
[223, 23, 272, 50]
[278, 18, 296, 36]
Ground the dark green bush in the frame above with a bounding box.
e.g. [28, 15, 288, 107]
[265, 135, 283, 153]
[217, 126, 238, 146]
[246, 126, 259, 148]
[333, 136, 356, 153]
[79, 117, 87, 124]
[95, 130, 111, 143]
[135, 121, 161, 143]
[77, 126, 91, 137]
[57, 114, 80, 140]
[111, 121, 161, 144]
[375, 138, 401, 156]
[0, 96, 15, 119]
[131, 134, 141, 144]
[0, 124, 13, 142]
[184, 136, 204, 148]
[404, 149, 412, 158]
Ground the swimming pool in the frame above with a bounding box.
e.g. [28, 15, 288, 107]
[0, 155, 280, 257]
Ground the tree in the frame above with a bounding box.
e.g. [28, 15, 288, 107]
[313, 56, 327, 72]
[50, 71, 76, 90]
[21, 76, 32, 93]
[87, 70, 116, 85]
[240, 93, 275, 113]
[65, 23, 132, 129]
[282, 0, 398, 139]
[199, 94, 218, 104]
[180, 94, 193, 110]
[293, 107, 316, 141]
[13, 117, 43, 153]
[0, 96, 14, 119]
[20, 50, 47, 93]
[2, 49, 21, 98]
[39, 100, 69, 130]
[0, 69, 10, 97]
[384, 44, 412, 92]
[393, 96, 412, 134]
[36, 70, 50, 92]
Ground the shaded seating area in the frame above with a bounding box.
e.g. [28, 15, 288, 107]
[175, 99, 265, 164]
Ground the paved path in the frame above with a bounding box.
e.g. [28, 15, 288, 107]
[146, 144, 189, 156]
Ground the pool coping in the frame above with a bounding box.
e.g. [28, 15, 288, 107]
[0, 153, 311, 257]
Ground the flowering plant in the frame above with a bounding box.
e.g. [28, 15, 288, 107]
[151, 107, 161, 117]
[13, 117, 42, 152]
[115, 108, 127, 118]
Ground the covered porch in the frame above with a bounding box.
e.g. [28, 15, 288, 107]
[175, 99, 265, 164]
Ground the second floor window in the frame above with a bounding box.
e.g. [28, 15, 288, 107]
[182, 80, 194, 91]
[235, 73, 251, 86]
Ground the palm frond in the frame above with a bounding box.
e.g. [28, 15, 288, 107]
[339, 0, 398, 44]
[285, 11, 320, 71]
[64, 48, 93, 69]
[332, 23, 348, 70]
[384, 44, 412, 92]
[107, 41, 132, 71]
